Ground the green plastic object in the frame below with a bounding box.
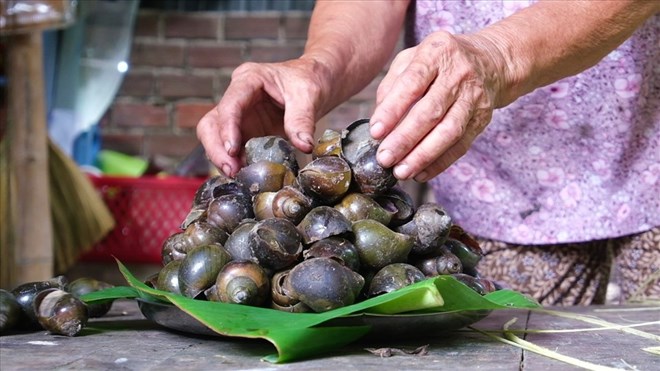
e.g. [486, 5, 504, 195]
[97, 150, 148, 176]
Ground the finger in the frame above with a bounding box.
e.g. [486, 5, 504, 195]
[197, 109, 242, 177]
[370, 59, 437, 140]
[282, 88, 317, 154]
[392, 97, 473, 180]
[375, 48, 413, 106]
[376, 79, 457, 168]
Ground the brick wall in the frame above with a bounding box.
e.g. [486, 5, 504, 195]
[104, 9, 398, 162]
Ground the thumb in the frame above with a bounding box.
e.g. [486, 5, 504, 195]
[283, 101, 316, 154]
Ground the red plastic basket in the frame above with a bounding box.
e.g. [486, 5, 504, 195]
[80, 175, 205, 264]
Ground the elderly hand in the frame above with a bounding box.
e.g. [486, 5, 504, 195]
[196, 58, 329, 177]
[369, 30, 507, 182]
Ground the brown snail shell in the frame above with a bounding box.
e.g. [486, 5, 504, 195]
[236, 160, 296, 195]
[11, 276, 67, 329]
[210, 261, 270, 306]
[297, 156, 352, 204]
[367, 263, 426, 298]
[452, 273, 497, 295]
[352, 219, 414, 271]
[33, 288, 88, 337]
[182, 174, 237, 229]
[413, 247, 463, 277]
[303, 237, 360, 272]
[156, 260, 183, 295]
[296, 206, 353, 245]
[334, 193, 393, 225]
[65, 278, 114, 318]
[283, 257, 365, 313]
[271, 185, 315, 224]
[312, 129, 343, 159]
[162, 221, 229, 265]
[248, 218, 303, 270]
[178, 244, 232, 298]
[161, 232, 188, 265]
[245, 135, 299, 174]
[270, 270, 297, 306]
[252, 192, 277, 220]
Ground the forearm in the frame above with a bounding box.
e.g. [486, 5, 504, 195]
[302, 0, 409, 115]
[474, 0, 660, 107]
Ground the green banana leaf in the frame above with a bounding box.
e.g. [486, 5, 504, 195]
[82, 260, 540, 363]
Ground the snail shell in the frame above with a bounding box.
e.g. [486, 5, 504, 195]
[212, 261, 270, 306]
[33, 288, 88, 337]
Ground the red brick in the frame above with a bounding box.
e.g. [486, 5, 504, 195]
[158, 74, 214, 99]
[283, 14, 310, 39]
[134, 12, 160, 38]
[110, 102, 168, 127]
[187, 44, 244, 68]
[164, 13, 219, 39]
[118, 72, 155, 97]
[249, 45, 304, 63]
[100, 133, 146, 156]
[144, 134, 200, 158]
[174, 102, 216, 129]
[131, 41, 185, 67]
[224, 15, 279, 40]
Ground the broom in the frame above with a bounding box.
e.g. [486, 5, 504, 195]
[0, 137, 115, 283]
[47, 138, 115, 274]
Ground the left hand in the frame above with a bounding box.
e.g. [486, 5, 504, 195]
[369, 30, 507, 182]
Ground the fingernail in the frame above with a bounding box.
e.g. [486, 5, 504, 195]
[221, 164, 232, 177]
[377, 149, 395, 168]
[414, 170, 429, 182]
[297, 132, 314, 147]
[224, 140, 233, 154]
[370, 121, 385, 139]
[394, 164, 412, 180]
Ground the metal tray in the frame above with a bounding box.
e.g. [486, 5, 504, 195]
[137, 299, 491, 338]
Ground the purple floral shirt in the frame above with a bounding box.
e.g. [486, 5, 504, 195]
[408, 1, 659, 244]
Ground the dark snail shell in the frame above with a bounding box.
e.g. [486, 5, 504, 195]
[161, 232, 188, 265]
[334, 193, 393, 225]
[413, 247, 463, 277]
[0, 289, 23, 333]
[156, 260, 183, 295]
[374, 186, 415, 227]
[210, 261, 270, 306]
[33, 288, 88, 337]
[248, 218, 303, 270]
[312, 129, 343, 159]
[162, 221, 229, 265]
[182, 174, 236, 229]
[178, 244, 232, 298]
[207, 193, 254, 234]
[223, 219, 258, 262]
[303, 237, 360, 272]
[341, 119, 396, 195]
[296, 206, 353, 245]
[245, 135, 299, 174]
[452, 273, 497, 295]
[283, 257, 364, 313]
[352, 219, 414, 271]
[65, 278, 114, 318]
[270, 270, 297, 306]
[367, 263, 426, 298]
[297, 156, 352, 204]
[396, 203, 452, 256]
[236, 160, 296, 195]
[443, 238, 482, 270]
[11, 276, 67, 329]
[447, 225, 484, 268]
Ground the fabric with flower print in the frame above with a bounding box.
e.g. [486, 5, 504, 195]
[407, 0, 659, 244]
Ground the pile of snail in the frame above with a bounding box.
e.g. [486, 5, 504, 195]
[153, 119, 496, 313]
[0, 276, 115, 336]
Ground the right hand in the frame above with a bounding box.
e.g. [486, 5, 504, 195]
[196, 58, 329, 177]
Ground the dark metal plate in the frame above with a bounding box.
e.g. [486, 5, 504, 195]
[137, 299, 491, 338]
